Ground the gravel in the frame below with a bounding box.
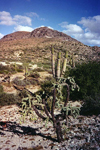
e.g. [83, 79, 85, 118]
[0, 105, 100, 150]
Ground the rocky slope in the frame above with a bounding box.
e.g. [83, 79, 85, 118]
[0, 27, 100, 64]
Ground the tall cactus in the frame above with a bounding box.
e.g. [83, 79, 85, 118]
[57, 52, 61, 78]
[72, 53, 75, 68]
[61, 51, 68, 77]
[20, 48, 79, 143]
[51, 46, 55, 78]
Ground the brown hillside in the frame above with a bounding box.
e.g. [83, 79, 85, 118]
[0, 27, 100, 65]
[1, 31, 30, 41]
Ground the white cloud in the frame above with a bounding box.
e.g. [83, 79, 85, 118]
[0, 11, 46, 34]
[0, 11, 32, 26]
[0, 11, 16, 25]
[14, 25, 33, 32]
[78, 15, 100, 34]
[60, 22, 83, 35]
[60, 15, 100, 46]
[0, 33, 4, 39]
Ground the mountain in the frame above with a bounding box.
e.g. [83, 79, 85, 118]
[30, 27, 77, 41]
[1, 31, 30, 41]
[1, 27, 77, 42]
[0, 27, 100, 66]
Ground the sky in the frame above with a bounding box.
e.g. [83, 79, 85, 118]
[0, 0, 100, 46]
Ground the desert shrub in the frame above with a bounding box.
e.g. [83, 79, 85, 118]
[28, 71, 40, 78]
[13, 77, 26, 86]
[15, 65, 24, 72]
[10, 64, 23, 73]
[33, 68, 44, 72]
[80, 93, 100, 115]
[64, 61, 100, 100]
[0, 64, 10, 74]
[0, 93, 21, 106]
[19, 89, 29, 98]
[0, 64, 23, 74]
[13, 77, 30, 86]
[0, 85, 3, 93]
[28, 78, 39, 85]
[13, 76, 39, 86]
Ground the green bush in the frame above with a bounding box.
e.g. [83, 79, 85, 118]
[41, 77, 55, 95]
[64, 61, 100, 100]
[0, 93, 21, 106]
[80, 93, 100, 115]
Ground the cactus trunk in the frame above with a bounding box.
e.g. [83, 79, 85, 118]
[51, 46, 55, 78]
[61, 51, 68, 77]
[57, 52, 61, 78]
[72, 53, 75, 68]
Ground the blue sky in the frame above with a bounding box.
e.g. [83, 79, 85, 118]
[0, 0, 100, 46]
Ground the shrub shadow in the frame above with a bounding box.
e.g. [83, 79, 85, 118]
[0, 121, 57, 142]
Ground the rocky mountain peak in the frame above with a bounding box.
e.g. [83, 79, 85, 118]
[30, 26, 77, 41]
[1, 26, 77, 42]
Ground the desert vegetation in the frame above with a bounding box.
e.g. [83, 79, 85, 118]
[19, 48, 80, 142]
[0, 27, 100, 146]
[64, 61, 100, 115]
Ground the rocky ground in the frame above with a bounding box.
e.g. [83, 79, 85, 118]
[0, 105, 100, 150]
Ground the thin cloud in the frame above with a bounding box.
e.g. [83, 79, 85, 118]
[13, 15, 32, 26]
[26, 12, 45, 21]
[60, 15, 100, 46]
[26, 12, 39, 18]
[40, 18, 45, 21]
